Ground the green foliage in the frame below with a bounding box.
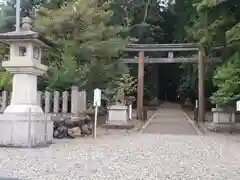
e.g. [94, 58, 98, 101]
[42, 53, 89, 91]
[34, 0, 130, 91]
[0, 43, 8, 61]
[210, 53, 240, 106]
[0, 0, 238, 105]
[173, 0, 197, 42]
[0, 71, 12, 91]
[102, 71, 137, 104]
[115, 72, 137, 96]
[177, 76, 195, 97]
[194, 0, 217, 12]
[174, 0, 240, 106]
[226, 22, 240, 44]
[0, 0, 169, 94]
[144, 79, 151, 97]
[110, 0, 164, 43]
[0, 0, 46, 32]
[0, 43, 10, 90]
[0, 0, 134, 92]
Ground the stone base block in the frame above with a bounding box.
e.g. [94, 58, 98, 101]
[4, 104, 43, 113]
[206, 122, 240, 133]
[107, 120, 128, 125]
[0, 113, 53, 147]
[148, 98, 160, 106]
[108, 104, 128, 125]
[212, 107, 235, 123]
[102, 124, 134, 130]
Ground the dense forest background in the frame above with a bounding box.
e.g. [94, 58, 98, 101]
[0, 0, 239, 107]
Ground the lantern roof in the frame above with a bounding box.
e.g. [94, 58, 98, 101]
[0, 17, 52, 47]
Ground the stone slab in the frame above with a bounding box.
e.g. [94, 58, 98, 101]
[206, 122, 240, 133]
[0, 113, 53, 147]
[212, 108, 235, 123]
[102, 124, 134, 130]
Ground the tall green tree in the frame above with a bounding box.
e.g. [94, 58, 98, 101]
[35, 0, 130, 91]
[173, 0, 240, 105]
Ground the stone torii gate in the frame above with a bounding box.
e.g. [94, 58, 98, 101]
[122, 43, 222, 121]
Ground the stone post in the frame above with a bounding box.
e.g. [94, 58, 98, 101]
[79, 91, 86, 113]
[71, 86, 79, 115]
[37, 91, 42, 107]
[44, 91, 51, 113]
[53, 91, 60, 113]
[0, 91, 8, 112]
[62, 91, 69, 113]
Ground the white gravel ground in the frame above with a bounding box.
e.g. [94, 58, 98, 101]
[0, 133, 240, 180]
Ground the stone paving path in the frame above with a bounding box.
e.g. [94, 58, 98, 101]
[144, 102, 198, 135]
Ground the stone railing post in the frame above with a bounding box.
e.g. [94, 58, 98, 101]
[37, 91, 42, 107]
[62, 91, 69, 113]
[44, 91, 51, 113]
[0, 91, 8, 112]
[53, 91, 60, 113]
[71, 86, 79, 115]
[79, 90, 86, 113]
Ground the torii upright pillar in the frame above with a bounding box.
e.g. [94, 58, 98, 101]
[137, 51, 145, 120]
[198, 49, 205, 122]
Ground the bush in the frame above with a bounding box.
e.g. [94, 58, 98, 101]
[210, 53, 240, 107]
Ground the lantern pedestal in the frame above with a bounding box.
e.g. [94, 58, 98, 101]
[0, 68, 53, 147]
[0, 113, 53, 147]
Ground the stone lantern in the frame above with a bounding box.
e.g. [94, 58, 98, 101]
[0, 17, 53, 147]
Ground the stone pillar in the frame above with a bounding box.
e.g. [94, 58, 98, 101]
[0, 91, 8, 112]
[71, 86, 79, 115]
[79, 91, 86, 113]
[37, 91, 43, 107]
[62, 91, 69, 113]
[53, 91, 60, 113]
[4, 74, 42, 113]
[44, 91, 51, 113]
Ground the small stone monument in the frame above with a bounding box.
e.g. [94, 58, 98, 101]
[0, 17, 53, 147]
[148, 97, 160, 106]
[184, 97, 192, 107]
[209, 105, 240, 132]
[107, 89, 128, 125]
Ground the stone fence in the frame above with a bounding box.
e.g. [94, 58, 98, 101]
[0, 86, 87, 114]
